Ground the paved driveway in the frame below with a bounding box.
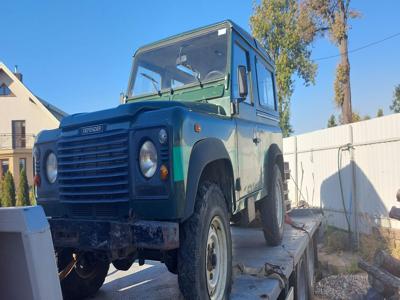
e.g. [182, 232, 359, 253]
[93, 261, 182, 300]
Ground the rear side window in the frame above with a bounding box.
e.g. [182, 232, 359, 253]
[255, 58, 276, 110]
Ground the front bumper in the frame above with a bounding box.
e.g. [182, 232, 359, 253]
[49, 218, 179, 252]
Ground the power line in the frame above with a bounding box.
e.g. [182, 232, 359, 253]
[314, 31, 400, 61]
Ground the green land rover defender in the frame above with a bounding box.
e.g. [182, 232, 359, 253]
[34, 20, 286, 299]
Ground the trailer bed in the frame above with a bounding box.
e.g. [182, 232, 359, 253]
[94, 209, 322, 300]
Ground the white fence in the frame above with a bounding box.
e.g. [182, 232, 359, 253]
[283, 113, 400, 234]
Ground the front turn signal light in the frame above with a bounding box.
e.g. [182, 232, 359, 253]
[160, 165, 169, 181]
[34, 175, 41, 187]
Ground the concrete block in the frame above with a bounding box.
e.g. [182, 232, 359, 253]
[0, 206, 62, 300]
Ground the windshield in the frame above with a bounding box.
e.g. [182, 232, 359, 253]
[128, 28, 228, 98]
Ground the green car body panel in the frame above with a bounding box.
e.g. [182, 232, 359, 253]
[34, 20, 283, 254]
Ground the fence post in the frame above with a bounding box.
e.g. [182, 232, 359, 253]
[294, 136, 299, 206]
[349, 125, 359, 249]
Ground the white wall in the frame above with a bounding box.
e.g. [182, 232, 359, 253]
[284, 113, 400, 233]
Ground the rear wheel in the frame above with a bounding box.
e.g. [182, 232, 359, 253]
[178, 181, 232, 300]
[57, 249, 109, 300]
[260, 164, 285, 246]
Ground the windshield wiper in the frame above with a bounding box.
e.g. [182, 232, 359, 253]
[195, 72, 203, 88]
[140, 73, 162, 96]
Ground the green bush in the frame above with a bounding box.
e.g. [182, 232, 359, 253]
[29, 187, 36, 206]
[17, 168, 30, 206]
[1, 171, 16, 207]
[0, 176, 3, 207]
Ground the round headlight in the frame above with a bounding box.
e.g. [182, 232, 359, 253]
[46, 152, 58, 183]
[139, 141, 158, 178]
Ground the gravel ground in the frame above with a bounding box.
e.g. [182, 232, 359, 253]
[314, 273, 370, 300]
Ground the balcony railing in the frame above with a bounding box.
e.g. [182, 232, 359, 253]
[0, 134, 35, 150]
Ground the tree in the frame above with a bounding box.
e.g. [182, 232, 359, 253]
[351, 111, 361, 123]
[376, 108, 384, 117]
[327, 114, 337, 127]
[390, 84, 400, 113]
[250, 0, 317, 137]
[0, 176, 3, 207]
[1, 171, 16, 207]
[363, 115, 371, 121]
[17, 168, 30, 206]
[302, 0, 360, 124]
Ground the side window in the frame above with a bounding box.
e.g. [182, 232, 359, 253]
[232, 43, 251, 104]
[256, 57, 276, 110]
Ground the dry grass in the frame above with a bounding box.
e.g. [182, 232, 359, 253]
[323, 226, 352, 253]
[323, 225, 400, 262]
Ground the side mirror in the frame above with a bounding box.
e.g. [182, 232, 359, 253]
[238, 65, 248, 99]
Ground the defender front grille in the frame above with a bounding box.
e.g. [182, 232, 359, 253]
[57, 129, 130, 203]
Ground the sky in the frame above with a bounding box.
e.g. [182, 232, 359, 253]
[1, 0, 399, 134]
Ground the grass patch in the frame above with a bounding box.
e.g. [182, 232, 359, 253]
[323, 225, 400, 262]
[323, 226, 352, 253]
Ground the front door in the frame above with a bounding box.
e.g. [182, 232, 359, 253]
[232, 41, 262, 199]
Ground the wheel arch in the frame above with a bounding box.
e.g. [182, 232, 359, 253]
[183, 138, 235, 221]
[265, 143, 284, 186]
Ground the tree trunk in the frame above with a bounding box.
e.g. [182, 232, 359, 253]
[359, 259, 400, 289]
[374, 250, 400, 278]
[339, 2, 352, 124]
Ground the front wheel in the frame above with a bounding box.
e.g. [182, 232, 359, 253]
[260, 164, 285, 246]
[57, 249, 109, 300]
[178, 181, 232, 300]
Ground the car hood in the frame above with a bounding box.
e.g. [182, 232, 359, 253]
[60, 100, 226, 130]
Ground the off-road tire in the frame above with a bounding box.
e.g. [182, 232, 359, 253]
[260, 164, 285, 246]
[164, 249, 178, 274]
[57, 249, 109, 300]
[178, 181, 232, 300]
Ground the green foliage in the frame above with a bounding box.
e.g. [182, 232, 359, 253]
[376, 108, 384, 117]
[390, 84, 400, 113]
[16, 168, 30, 206]
[1, 171, 16, 207]
[351, 111, 361, 123]
[324, 226, 351, 253]
[334, 62, 349, 108]
[363, 115, 371, 120]
[250, 0, 317, 136]
[0, 177, 3, 207]
[327, 114, 337, 128]
[29, 187, 36, 206]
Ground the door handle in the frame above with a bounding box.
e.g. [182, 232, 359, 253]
[253, 129, 260, 145]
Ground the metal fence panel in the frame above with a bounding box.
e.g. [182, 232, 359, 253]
[284, 113, 400, 233]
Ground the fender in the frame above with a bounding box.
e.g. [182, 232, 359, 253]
[265, 144, 284, 189]
[183, 138, 232, 220]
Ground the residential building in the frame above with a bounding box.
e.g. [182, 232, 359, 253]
[0, 62, 66, 186]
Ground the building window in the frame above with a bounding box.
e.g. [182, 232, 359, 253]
[0, 83, 12, 96]
[12, 120, 26, 149]
[1, 159, 9, 177]
[19, 158, 26, 171]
